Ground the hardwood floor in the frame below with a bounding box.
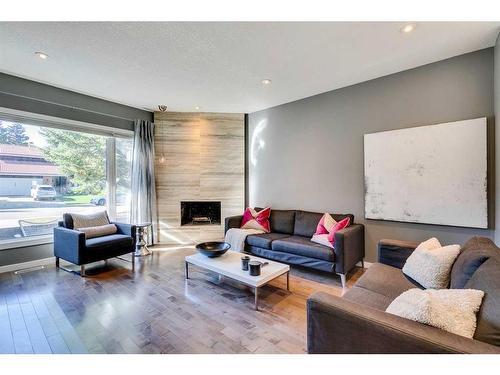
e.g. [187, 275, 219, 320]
[0, 246, 364, 354]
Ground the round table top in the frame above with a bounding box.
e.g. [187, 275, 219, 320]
[134, 223, 152, 228]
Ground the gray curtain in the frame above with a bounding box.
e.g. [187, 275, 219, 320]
[130, 119, 157, 244]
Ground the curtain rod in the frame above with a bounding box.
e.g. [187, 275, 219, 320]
[0, 90, 141, 122]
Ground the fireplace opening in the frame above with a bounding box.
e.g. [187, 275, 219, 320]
[181, 201, 221, 226]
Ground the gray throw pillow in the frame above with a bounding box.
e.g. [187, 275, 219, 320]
[78, 223, 117, 239]
[465, 257, 500, 346]
[450, 236, 495, 289]
[71, 211, 110, 229]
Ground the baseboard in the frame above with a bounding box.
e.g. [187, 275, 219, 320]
[1, 256, 374, 274]
[0, 256, 56, 274]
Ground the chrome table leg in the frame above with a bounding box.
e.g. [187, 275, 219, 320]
[254, 287, 259, 310]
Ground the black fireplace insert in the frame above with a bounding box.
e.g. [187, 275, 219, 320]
[181, 201, 221, 226]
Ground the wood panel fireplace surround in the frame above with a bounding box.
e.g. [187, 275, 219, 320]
[154, 111, 244, 245]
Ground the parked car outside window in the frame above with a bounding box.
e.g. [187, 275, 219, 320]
[31, 185, 57, 201]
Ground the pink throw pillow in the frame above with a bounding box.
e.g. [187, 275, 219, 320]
[312, 213, 351, 247]
[315, 213, 337, 235]
[240, 207, 271, 232]
[327, 217, 351, 244]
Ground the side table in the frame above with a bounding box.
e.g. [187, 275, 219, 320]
[134, 223, 152, 257]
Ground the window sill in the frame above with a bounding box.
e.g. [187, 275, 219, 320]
[0, 236, 53, 251]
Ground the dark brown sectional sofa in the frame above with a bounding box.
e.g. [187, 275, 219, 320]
[225, 208, 365, 287]
[307, 236, 500, 353]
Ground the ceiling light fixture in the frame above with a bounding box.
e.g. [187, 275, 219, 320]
[35, 51, 49, 60]
[195, 106, 201, 111]
[261, 79, 272, 85]
[158, 105, 168, 112]
[401, 24, 416, 33]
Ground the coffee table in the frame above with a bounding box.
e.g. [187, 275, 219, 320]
[185, 250, 290, 310]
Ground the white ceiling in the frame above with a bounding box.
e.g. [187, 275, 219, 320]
[0, 22, 499, 113]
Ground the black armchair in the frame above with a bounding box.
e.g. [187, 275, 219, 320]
[54, 220, 137, 276]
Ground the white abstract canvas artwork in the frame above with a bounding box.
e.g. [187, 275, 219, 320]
[364, 118, 488, 228]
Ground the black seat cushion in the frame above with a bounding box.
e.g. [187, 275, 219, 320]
[255, 207, 296, 234]
[450, 236, 499, 289]
[246, 233, 290, 249]
[83, 234, 133, 264]
[86, 234, 133, 250]
[293, 210, 354, 238]
[247, 246, 335, 273]
[271, 235, 334, 261]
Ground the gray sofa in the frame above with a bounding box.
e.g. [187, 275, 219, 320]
[225, 208, 365, 287]
[307, 236, 500, 353]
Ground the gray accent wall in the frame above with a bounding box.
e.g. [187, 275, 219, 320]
[248, 48, 495, 262]
[0, 72, 153, 130]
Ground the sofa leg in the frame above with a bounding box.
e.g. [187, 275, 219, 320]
[80, 265, 86, 277]
[361, 259, 365, 268]
[55, 257, 60, 268]
[131, 252, 135, 272]
[337, 273, 346, 289]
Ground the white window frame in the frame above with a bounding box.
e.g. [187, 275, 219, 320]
[0, 107, 133, 250]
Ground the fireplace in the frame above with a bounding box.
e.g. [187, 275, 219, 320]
[181, 201, 221, 226]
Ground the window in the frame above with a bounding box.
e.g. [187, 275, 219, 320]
[115, 138, 133, 223]
[0, 117, 133, 246]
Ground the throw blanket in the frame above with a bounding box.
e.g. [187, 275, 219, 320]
[225, 228, 264, 252]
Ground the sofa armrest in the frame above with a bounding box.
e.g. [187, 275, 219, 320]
[307, 291, 500, 354]
[53, 226, 86, 265]
[112, 222, 137, 244]
[378, 239, 419, 269]
[333, 224, 364, 275]
[224, 215, 243, 234]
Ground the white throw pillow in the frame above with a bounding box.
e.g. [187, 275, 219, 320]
[402, 237, 460, 289]
[386, 288, 484, 338]
[311, 234, 334, 248]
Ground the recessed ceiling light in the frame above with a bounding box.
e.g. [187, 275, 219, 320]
[261, 79, 272, 85]
[195, 106, 201, 111]
[35, 51, 49, 60]
[401, 24, 416, 33]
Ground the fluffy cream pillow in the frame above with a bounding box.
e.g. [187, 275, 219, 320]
[402, 237, 460, 289]
[386, 288, 484, 338]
